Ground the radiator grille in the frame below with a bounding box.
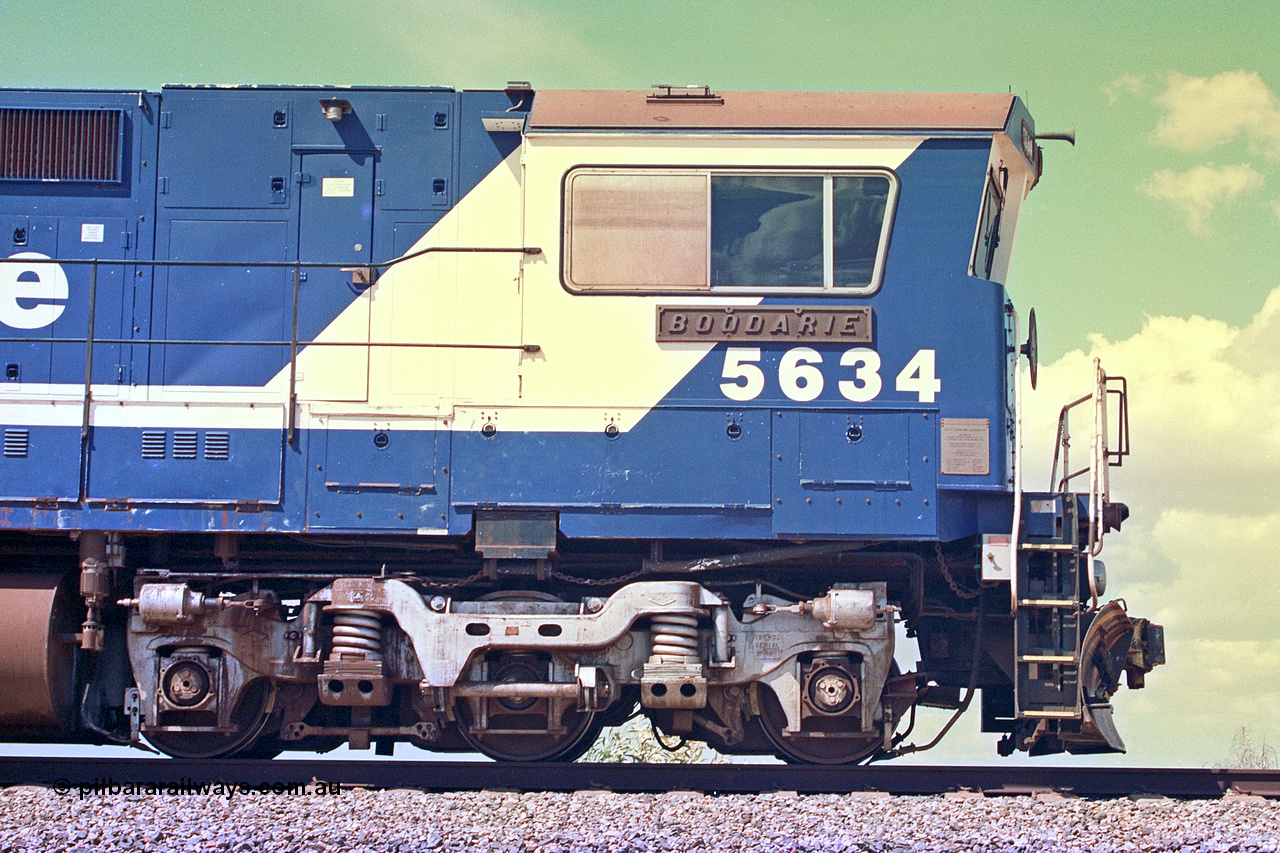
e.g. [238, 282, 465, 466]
[3, 429, 29, 458]
[173, 431, 198, 459]
[204, 432, 230, 460]
[141, 431, 166, 459]
[0, 107, 123, 182]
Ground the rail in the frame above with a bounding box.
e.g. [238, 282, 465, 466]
[2, 756, 1278, 799]
[0, 246, 543, 445]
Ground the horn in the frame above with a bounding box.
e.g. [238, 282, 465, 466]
[1037, 125, 1076, 146]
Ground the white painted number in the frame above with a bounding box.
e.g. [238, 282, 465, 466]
[716, 346, 941, 403]
[895, 348, 941, 403]
[720, 347, 765, 401]
[837, 348, 882, 402]
[779, 347, 824, 402]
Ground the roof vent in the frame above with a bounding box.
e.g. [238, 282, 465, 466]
[647, 85, 723, 105]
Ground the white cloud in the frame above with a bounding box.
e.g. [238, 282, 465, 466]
[1132, 71, 1280, 232]
[1027, 286, 1280, 522]
[1019, 284, 1280, 764]
[1140, 163, 1264, 233]
[1106, 73, 1147, 103]
[1151, 70, 1280, 158]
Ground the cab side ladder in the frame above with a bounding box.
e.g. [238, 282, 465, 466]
[1013, 495, 1082, 722]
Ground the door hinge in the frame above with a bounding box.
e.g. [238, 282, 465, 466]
[295, 172, 312, 185]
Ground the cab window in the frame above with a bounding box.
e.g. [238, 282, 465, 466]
[972, 170, 1004, 280]
[564, 168, 895, 293]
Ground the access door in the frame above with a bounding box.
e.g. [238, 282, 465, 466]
[295, 152, 373, 402]
[1, 216, 130, 389]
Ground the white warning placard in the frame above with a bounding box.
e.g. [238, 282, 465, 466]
[321, 177, 355, 198]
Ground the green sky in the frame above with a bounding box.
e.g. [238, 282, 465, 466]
[3, 0, 1278, 767]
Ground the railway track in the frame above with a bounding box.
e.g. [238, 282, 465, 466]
[2, 757, 1278, 799]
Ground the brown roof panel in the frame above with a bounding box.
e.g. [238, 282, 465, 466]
[528, 90, 1016, 133]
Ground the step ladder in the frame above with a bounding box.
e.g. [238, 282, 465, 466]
[1013, 495, 1082, 722]
[1010, 357, 1128, 728]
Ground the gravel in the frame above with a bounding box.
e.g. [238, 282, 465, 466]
[2, 785, 1278, 852]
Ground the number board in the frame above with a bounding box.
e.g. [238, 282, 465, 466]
[656, 306, 872, 343]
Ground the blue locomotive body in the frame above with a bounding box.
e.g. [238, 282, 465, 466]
[0, 85, 1162, 762]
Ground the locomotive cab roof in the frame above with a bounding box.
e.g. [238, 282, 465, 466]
[527, 88, 1042, 188]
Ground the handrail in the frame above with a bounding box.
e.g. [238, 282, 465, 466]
[1009, 309, 1023, 613]
[1047, 358, 1130, 610]
[0, 336, 542, 350]
[0, 245, 543, 270]
[1048, 392, 1089, 495]
[1049, 360, 1130, 496]
[289, 265, 301, 445]
[81, 262, 97, 449]
[1, 246, 544, 447]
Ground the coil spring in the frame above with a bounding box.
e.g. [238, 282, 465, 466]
[650, 613, 700, 660]
[329, 609, 383, 661]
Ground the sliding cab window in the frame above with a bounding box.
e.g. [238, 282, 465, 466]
[563, 169, 896, 293]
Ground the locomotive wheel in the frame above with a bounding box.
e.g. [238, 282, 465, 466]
[452, 593, 606, 762]
[145, 679, 277, 759]
[454, 658, 603, 762]
[757, 685, 879, 765]
[455, 699, 603, 762]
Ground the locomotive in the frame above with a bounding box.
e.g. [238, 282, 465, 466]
[0, 83, 1164, 762]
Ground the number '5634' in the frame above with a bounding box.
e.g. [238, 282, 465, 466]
[719, 347, 940, 403]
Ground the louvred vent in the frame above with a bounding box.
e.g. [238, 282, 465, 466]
[0, 107, 123, 183]
[141, 431, 166, 460]
[205, 432, 230, 460]
[3, 429, 29, 458]
[173, 432, 198, 459]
